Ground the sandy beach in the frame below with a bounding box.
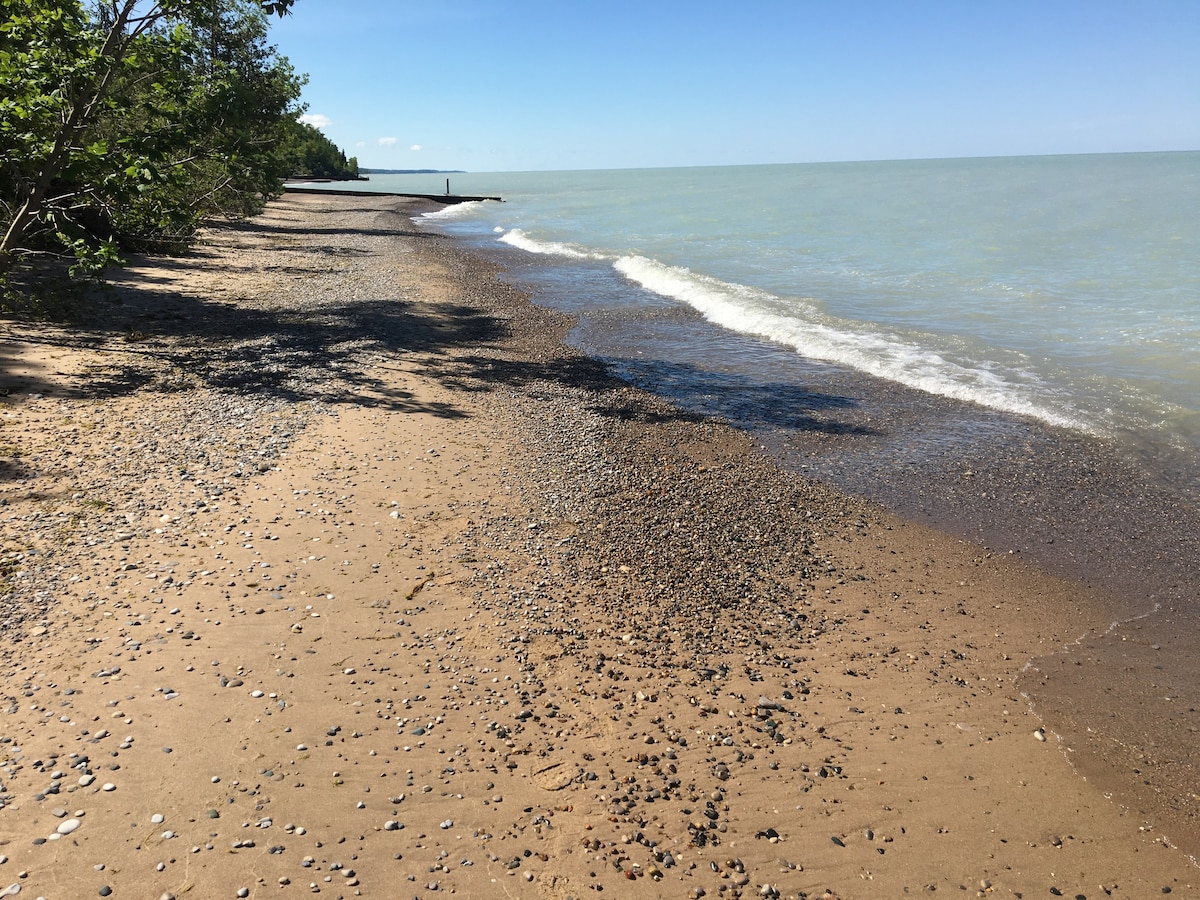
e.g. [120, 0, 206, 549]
[0, 192, 1194, 899]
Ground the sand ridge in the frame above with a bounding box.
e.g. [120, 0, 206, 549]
[0, 193, 1193, 899]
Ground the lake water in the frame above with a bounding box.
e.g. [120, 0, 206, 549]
[400, 154, 1200, 460]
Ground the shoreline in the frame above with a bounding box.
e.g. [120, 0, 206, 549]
[0, 192, 1194, 898]
[453, 213, 1200, 859]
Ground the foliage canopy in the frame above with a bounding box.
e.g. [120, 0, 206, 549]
[0, 0, 343, 280]
[280, 119, 359, 180]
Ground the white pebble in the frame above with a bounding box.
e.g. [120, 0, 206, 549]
[151, 813, 165, 824]
[102, 783, 116, 792]
[56, 818, 81, 835]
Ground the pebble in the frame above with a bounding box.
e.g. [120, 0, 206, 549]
[0, 193, 1190, 900]
[56, 819, 81, 835]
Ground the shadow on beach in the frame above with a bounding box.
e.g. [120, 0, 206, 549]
[0, 205, 875, 443]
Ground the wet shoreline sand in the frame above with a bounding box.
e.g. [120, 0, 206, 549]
[0, 192, 1193, 898]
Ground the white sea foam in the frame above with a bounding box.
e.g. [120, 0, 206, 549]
[420, 201, 488, 221]
[497, 228, 608, 260]
[612, 254, 1091, 431]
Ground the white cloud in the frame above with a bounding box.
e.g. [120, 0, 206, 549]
[299, 113, 332, 129]
[410, 144, 422, 151]
[378, 137, 398, 147]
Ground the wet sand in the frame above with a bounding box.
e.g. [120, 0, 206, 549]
[0, 192, 1194, 898]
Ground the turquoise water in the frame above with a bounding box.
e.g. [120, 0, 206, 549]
[352, 153, 1200, 465]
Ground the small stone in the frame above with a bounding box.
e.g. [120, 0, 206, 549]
[56, 818, 82, 835]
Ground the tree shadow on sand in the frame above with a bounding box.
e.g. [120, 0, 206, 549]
[1, 202, 876, 439]
[2, 273, 877, 437]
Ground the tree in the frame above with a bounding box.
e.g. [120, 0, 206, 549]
[279, 119, 359, 180]
[0, 0, 296, 276]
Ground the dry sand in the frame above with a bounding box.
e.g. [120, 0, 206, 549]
[0, 193, 1194, 899]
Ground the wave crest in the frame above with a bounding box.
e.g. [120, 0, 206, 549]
[498, 228, 608, 260]
[613, 255, 1089, 431]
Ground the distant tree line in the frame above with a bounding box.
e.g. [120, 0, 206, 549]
[0, 0, 356, 285]
[281, 120, 358, 180]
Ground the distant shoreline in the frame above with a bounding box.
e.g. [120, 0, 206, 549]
[359, 168, 466, 175]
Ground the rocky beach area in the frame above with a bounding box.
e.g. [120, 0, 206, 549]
[0, 192, 1194, 899]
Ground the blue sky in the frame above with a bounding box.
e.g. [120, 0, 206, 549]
[271, 0, 1200, 173]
